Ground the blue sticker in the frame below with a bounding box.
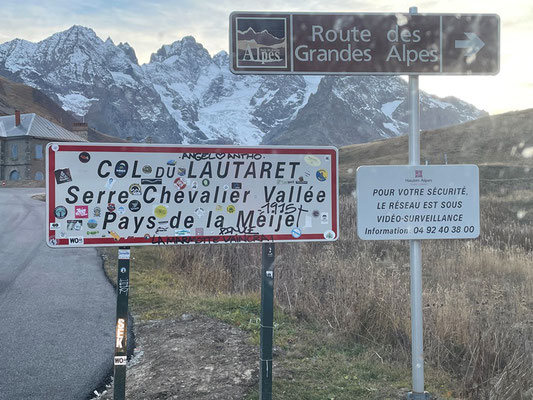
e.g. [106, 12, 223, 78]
[115, 161, 128, 178]
[291, 228, 302, 239]
[316, 169, 328, 182]
[54, 206, 68, 219]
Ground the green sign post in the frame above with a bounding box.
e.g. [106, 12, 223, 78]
[260, 243, 275, 400]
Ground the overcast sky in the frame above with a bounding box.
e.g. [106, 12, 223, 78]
[0, 0, 531, 115]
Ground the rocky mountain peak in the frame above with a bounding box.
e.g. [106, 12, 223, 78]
[213, 51, 229, 68]
[117, 42, 139, 65]
[149, 36, 210, 65]
[0, 27, 486, 147]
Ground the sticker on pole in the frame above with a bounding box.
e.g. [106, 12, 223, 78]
[114, 356, 127, 366]
[46, 143, 338, 247]
[356, 165, 479, 240]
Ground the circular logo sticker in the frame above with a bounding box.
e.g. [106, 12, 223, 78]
[142, 165, 152, 174]
[115, 160, 128, 178]
[324, 230, 336, 240]
[174, 177, 187, 190]
[177, 167, 186, 176]
[117, 206, 126, 215]
[87, 219, 98, 229]
[144, 234, 151, 240]
[129, 200, 141, 212]
[94, 207, 101, 217]
[51, 144, 59, 151]
[304, 155, 321, 167]
[79, 152, 90, 163]
[291, 228, 302, 239]
[202, 179, 210, 187]
[154, 205, 168, 218]
[227, 205, 236, 214]
[54, 206, 68, 219]
[107, 203, 116, 212]
[316, 169, 328, 182]
[312, 210, 320, 217]
[129, 184, 142, 195]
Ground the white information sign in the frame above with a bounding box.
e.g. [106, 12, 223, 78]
[46, 143, 338, 247]
[356, 165, 479, 240]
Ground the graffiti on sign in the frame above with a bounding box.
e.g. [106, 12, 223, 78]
[46, 144, 338, 247]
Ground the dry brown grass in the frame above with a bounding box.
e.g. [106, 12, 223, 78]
[157, 194, 532, 399]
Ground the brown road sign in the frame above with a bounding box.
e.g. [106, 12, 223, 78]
[229, 12, 499, 75]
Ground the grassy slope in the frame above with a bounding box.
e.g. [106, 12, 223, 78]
[102, 109, 532, 399]
[339, 108, 533, 194]
[102, 246, 457, 400]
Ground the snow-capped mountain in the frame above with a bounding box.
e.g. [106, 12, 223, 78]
[0, 25, 486, 146]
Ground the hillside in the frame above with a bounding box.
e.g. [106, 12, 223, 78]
[0, 75, 78, 127]
[0, 75, 125, 143]
[339, 108, 533, 194]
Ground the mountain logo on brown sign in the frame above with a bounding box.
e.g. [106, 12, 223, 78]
[236, 17, 288, 69]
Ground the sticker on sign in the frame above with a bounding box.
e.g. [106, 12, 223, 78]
[46, 143, 338, 247]
[356, 165, 479, 240]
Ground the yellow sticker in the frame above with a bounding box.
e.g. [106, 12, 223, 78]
[154, 205, 168, 218]
[227, 205, 236, 214]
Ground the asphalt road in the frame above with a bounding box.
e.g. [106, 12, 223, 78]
[0, 188, 116, 400]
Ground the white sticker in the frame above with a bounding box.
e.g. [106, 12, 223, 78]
[304, 154, 321, 167]
[114, 356, 127, 366]
[105, 177, 116, 189]
[50, 222, 60, 230]
[320, 212, 329, 224]
[68, 237, 84, 245]
[118, 249, 131, 260]
[51, 144, 59, 151]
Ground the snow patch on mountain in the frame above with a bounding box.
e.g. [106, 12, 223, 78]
[381, 100, 403, 119]
[56, 92, 97, 116]
[0, 26, 487, 146]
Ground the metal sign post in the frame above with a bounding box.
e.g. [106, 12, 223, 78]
[113, 247, 130, 400]
[260, 242, 275, 400]
[407, 7, 429, 400]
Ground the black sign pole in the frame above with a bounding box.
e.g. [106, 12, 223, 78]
[259, 242, 275, 400]
[113, 246, 130, 400]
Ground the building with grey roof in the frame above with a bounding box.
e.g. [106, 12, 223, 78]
[0, 111, 87, 181]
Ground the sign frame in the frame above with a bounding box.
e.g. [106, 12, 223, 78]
[356, 164, 480, 240]
[45, 143, 339, 248]
[229, 11, 500, 76]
